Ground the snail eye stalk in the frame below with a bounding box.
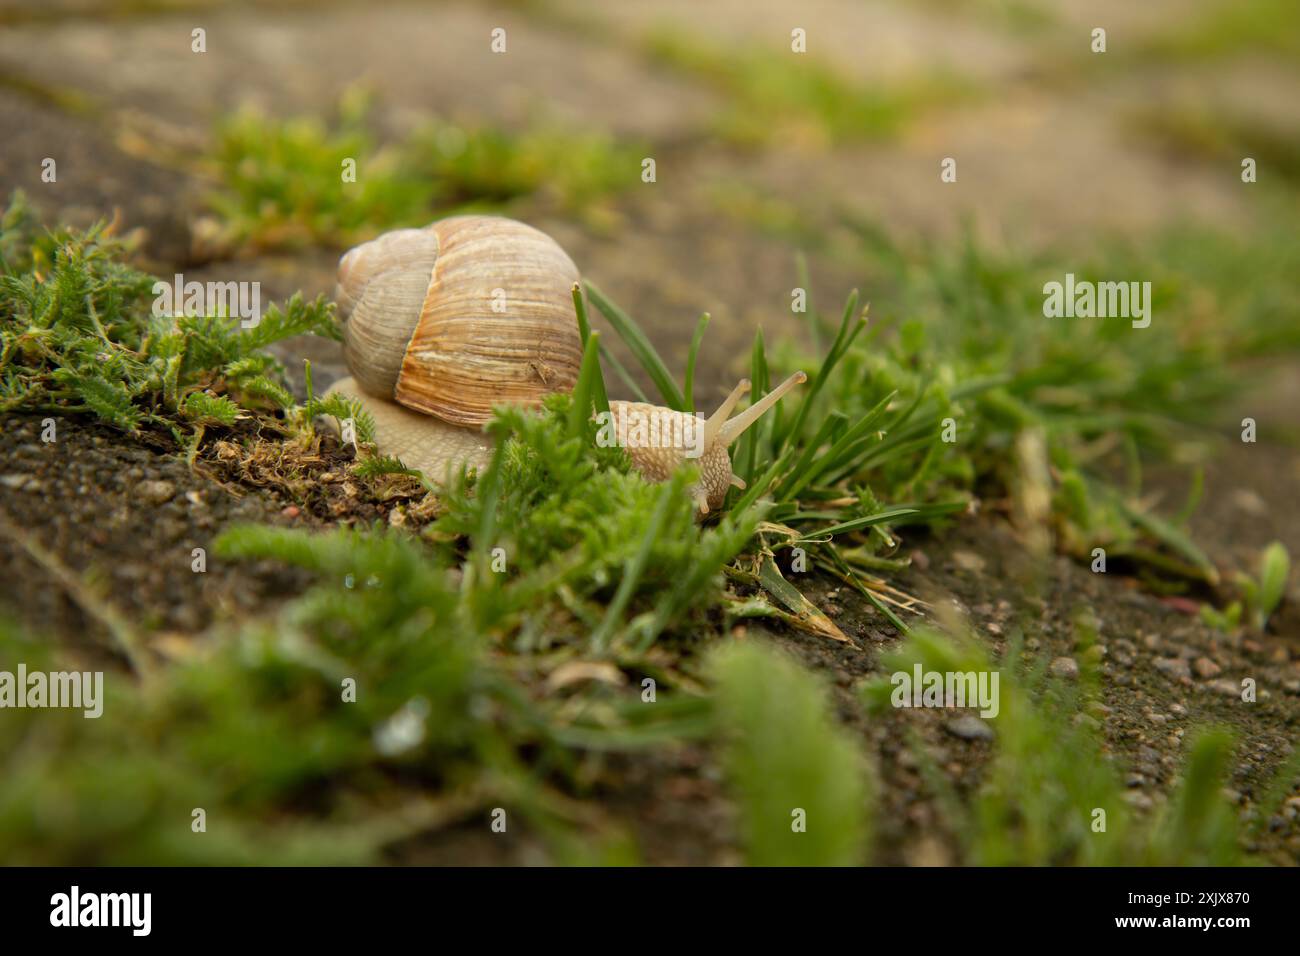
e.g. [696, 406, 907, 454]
[716, 371, 808, 448]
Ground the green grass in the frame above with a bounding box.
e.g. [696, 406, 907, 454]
[907, 0, 1056, 33]
[693, 214, 1291, 594]
[0, 529, 609, 863]
[1127, 104, 1300, 187]
[1204, 540, 1292, 634]
[713, 642, 870, 865]
[642, 29, 972, 148]
[0, 192, 337, 446]
[804, 216, 1300, 584]
[3, 195, 1298, 864]
[1140, 0, 1300, 61]
[207, 91, 642, 249]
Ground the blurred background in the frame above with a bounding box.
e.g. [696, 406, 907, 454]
[3, 0, 1297, 398]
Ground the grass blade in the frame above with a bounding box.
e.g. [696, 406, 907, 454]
[756, 554, 849, 643]
[591, 478, 679, 649]
[598, 341, 650, 403]
[778, 291, 866, 451]
[569, 331, 607, 434]
[683, 312, 710, 413]
[585, 281, 686, 410]
[796, 508, 920, 543]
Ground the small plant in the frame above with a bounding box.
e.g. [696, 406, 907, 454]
[1241, 541, 1291, 631]
[1204, 540, 1291, 633]
[207, 93, 642, 249]
[207, 91, 433, 251]
[712, 641, 870, 865]
[642, 30, 970, 147]
[407, 116, 640, 219]
[0, 192, 339, 443]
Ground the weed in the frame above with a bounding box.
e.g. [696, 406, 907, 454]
[861, 624, 1271, 865]
[642, 29, 969, 148]
[1203, 541, 1291, 633]
[1140, 0, 1300, 62]
[1127, 104, 1300, 187]
[208, 91, 432, 251]
[207, 92, 642, 249]
[0, 191, 338, 444]
[712, 641, 870, 865]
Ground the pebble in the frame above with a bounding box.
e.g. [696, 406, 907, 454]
[1154, 657, 1191, 681]
[1206, 678, 1242, 698]
[945, 715, 994, 741]
[1231, 488, 1268, 515]
[137, 479, 177, 505]
[1193, 656, 1222, 679]
[1123, 791, 1154, 810]
[1074, 713, 1100, 731]
[1050, 656, 1079, 680]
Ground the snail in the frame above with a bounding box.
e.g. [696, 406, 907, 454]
[326, 215, 806, 514]
[602, 373, 805, 513]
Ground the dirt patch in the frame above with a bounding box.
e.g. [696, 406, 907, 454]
[4, 414, 1297, 863]
[0, 412, 440, 666]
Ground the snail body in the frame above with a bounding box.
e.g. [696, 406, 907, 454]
[326, 373, 495, 477]
[605, 370, 806, 513]
[327, 216, 806, 512]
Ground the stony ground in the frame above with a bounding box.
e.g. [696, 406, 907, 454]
[1, 0, 1298, 863]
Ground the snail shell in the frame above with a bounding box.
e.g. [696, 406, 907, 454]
[326, 215, 807, 511]
[337, 215, 582, 428]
